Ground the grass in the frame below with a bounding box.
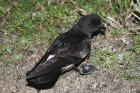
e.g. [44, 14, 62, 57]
[0, 0, 140, 80]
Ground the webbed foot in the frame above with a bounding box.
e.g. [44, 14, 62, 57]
[74, 64, 96, 75]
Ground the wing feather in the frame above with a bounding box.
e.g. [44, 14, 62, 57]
[27, 31, 91, 79]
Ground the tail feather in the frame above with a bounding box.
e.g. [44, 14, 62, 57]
[26, 70, 61, 90]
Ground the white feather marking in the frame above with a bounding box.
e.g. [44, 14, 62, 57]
[46, 55, 55, 61]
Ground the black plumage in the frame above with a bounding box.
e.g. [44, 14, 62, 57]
[26, 14, 105, 90]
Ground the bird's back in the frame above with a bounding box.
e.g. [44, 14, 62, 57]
[26, 30, 91, 89]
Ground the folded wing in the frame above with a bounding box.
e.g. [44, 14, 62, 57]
[26, 31, 91, 89]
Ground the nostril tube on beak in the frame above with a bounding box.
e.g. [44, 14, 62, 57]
[99, 24, 106, 35]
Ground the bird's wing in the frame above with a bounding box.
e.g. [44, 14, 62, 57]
[26, 32, 91, 79]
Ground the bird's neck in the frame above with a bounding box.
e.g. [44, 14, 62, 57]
[71, 24, 92, 38]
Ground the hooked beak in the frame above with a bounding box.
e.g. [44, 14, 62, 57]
[99, 24, 106, 35]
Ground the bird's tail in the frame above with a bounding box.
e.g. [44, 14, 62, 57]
[26, 70, 61, 90]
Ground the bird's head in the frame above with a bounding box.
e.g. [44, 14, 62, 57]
[77, 14, 106, 38]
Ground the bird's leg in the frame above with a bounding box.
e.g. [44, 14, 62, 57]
[61, 64, 75, 74]
[74, 54, 96, 75]
[85, 53, 90, 63]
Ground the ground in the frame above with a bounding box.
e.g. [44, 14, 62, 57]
[0, 0, 140, 93]
[1, 62, 140, 93]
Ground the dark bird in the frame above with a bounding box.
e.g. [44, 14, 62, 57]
[26, 14, 105, 90]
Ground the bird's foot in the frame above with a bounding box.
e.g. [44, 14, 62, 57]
[74, 64, 96, 75]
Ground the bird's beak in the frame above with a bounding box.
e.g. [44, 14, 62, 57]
[99, 24, 106, 35]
